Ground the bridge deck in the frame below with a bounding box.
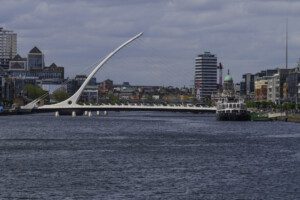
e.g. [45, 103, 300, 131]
[36, 104, 216, 113]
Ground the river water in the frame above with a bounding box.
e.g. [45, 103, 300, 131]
[0, 112, 299, 199]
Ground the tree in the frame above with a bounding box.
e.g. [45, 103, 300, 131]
[282, 102, 296, 110]
[25, 84, 48, 100]
[108, 93, 120, 104]
[245, 101, 256, 108]
[52, 89, 69, 102]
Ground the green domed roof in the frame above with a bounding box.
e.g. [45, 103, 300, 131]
[224, 75, 233, 82]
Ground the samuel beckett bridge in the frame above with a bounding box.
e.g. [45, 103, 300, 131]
[20, 32, 216, 116]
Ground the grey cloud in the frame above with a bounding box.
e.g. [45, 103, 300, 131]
[1, 0, 300, 86]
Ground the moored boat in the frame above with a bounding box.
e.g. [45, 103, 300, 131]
[216, 99, 251, 121]
[215, 71, 251, 121]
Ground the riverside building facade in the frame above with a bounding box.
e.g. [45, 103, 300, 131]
[194, 52, 217, 102]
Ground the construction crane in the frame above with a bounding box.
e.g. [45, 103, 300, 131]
[218, 62, 223, 86]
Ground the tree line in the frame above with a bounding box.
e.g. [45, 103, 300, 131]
[246, 100, 300, 110]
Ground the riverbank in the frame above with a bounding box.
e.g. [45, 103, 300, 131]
[251, 112, 271, 121]
[251, 111, 300, 123]
[0, 109, 32, 116]
[275, 114, 300, 123]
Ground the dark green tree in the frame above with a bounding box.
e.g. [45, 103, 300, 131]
[52, 89, 69, 102]
[25, 84, 48, 100]
[108, 93, 120, 104]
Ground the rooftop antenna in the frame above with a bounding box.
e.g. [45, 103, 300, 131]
[285, 17, 288, 69]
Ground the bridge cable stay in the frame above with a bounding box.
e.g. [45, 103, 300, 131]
[25, 32, 194, 110]
[95, 35, 193, 102]
[22, 32, 144, 109]
[95, 46, 160, 90]
[26, 58, 103, 107]
[135, 39, 167, 84]
[39, 38, 143, 108]
[140, 39, 193, 87]
[83, 36, 191, 101]
[21, 33, 217, 112]
[129, 37, 193, 87]
[99, 37, 180, 87]
[34, 32, 144, 109]
[132, 38, 193, 92]
[82, 33, 184, 88]
[92, 38, 151, 83]
[27, 33, 146, 109]
[92, 37, 193, 107]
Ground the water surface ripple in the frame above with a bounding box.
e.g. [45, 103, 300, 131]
[0, 112, 299, 199]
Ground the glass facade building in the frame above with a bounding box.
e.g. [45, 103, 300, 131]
[27, 47, 44, 69]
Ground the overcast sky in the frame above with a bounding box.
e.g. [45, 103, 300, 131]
[1, 0, 299, 86]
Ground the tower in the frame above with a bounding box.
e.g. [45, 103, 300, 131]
[194, 52, 218, 102]
[0, 27, 17, 69]
[222, 70, 235, 97]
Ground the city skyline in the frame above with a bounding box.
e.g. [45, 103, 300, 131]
[1, 0, 300, 86]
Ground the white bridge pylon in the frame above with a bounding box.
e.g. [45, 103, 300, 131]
[21, 32, 216, 113]
[37, 32, 143, 109]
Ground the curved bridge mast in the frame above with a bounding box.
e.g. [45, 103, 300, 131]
[40, 32, 143, 109]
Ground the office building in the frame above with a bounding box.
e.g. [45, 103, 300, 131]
[0, 27, 17, 69]
[194, 52, 217, 101]
[0, 75, 5, 101]
[242, 73, 254, 96]
[28, 46, 44, 69]
[267, 68, 291, 103]
[9, 54, 27, 71]
[67, 75, 87, 95]
[29, 63, 64, 81]
[99, 79, 113, 95]
[285, 65, 300, 103]
[255, 77, 270, 101]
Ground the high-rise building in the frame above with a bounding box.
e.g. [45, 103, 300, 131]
[0, 75, 5, 101]
[242, 73, 254, 96]
[194, 52, 217, 102]
[267, 68, 291, 103]
[285, 61, 300, 103]
[0, 27, 17, 69]
[28, 46, 45, 69]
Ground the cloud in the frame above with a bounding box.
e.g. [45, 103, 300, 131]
[1, 0, 300, 86]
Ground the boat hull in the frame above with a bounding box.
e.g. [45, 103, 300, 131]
[216, 111, 251, 121]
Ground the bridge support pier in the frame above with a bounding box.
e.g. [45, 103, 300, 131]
[96, 111, 100, 116]
[55, 111, 59, 117]
[84, 111, 88, 116]
[72, 111, 76, 117]
[104, 111, 107, 115]
[88, 111, 92, 117]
